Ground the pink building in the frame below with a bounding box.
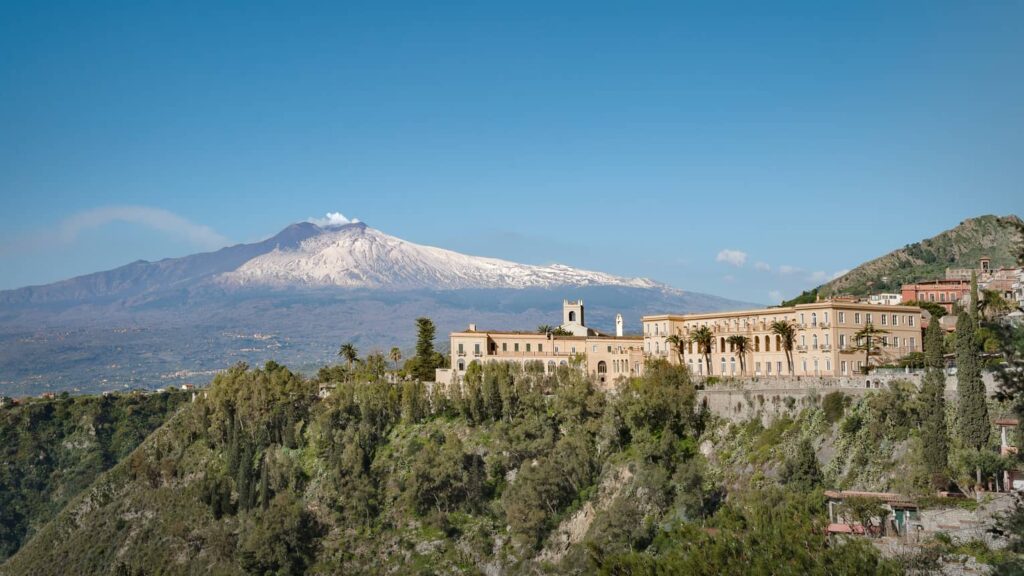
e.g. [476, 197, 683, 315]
[901, 279, 970, 313]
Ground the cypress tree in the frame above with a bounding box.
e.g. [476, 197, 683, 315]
[921, 319, 949, 488]
[970, 271, 980, 324]
[259, 456, 271, 509]
[237, 440, 255, 511]
[781, 438, 823, 490]
[956, 311, 989, 451]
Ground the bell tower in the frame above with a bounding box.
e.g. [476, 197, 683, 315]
[560, 299, 588, 336]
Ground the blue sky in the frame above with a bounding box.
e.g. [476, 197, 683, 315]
[1, 1, 1022, 303]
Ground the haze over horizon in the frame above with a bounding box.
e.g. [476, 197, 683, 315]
[3, 1, 1023, 302]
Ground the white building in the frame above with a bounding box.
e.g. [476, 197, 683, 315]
[868, 293, 902, 306]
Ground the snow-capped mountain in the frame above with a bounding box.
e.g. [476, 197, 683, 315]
[219, 222, 667, 291]
[0, 219, 755, 395]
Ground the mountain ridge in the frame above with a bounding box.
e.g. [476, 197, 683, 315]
[1, 221, 675, 305]
[817, 214, 1023, 298]
[0, 221, 753, 395]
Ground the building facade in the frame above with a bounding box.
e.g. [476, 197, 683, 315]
[868, 293, 903, 306]
[437, 300, 645, 390]
[901, 279, 970, 313]
[642, 301, 923, 377]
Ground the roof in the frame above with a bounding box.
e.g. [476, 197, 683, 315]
[827, 523, 867, 535]
[824, 490, 916, 507]
[643, 301, 922, 322]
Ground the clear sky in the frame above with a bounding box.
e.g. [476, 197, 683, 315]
[2, 1, 1022, 303]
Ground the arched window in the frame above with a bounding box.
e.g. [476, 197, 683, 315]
[776, 335, 781, 350]
[559, 360, 568, 366]
[597, 361, 607, 374]
[568, 311, 576, 322]
[720, 337, 726, 352]
[812, 335, 818, 349]
[754, 337, 760, 352]
[720, 357, 726, 374]
[547, 360, 555, 373]
[730, 357, 736, 374]
[811, 313, 817, 327]
[764, 335, 770, 352]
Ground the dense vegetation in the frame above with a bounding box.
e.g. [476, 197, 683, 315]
[2, 359, 907, 575]
[5, 310, 1024, 574]
[0, 391, 189, 561]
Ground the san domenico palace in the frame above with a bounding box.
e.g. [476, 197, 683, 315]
[436, 299, 924, 390]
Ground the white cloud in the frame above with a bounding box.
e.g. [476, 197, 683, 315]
[1, 205, 231, 258]
[723, 274, 736, 283]
[778, 265, 801, 275]
[768, 289, 783, 303]
[309, 211, 360, 227]
[754, 261, 771, 272]
[55, 206, 228, 249]
[832, 269, 850, 280]
[715, 249, 748, 267]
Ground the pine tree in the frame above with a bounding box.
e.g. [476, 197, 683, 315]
[921, 319, 949, 488]
[413, 318, 438, 381]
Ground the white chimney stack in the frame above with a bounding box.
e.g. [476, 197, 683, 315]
[615, 313, 623, 337]
[469, 323, 477, 331]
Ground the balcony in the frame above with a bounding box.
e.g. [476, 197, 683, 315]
[820, 345, 832, 352]
[819, 322, 830, 329]
[796, 345, 808, 352]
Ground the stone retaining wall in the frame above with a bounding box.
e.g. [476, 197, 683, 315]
[697, 372, 999, 423]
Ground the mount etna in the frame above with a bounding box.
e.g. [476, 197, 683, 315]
[0, 221, 752, 395]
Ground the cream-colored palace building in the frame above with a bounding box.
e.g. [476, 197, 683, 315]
[642, 301, 923, 377]
[436, 300, 645, 389]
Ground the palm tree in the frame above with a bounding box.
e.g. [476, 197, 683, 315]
[727, 335, 750, 375]
[389, 347, 402, 370]
[853, 323, 889, 374]
[338, 342, 359, 370]
[537, 324, 554, 335]
[665, 334, 686, 365]
[979, 289, 1015, 320]
[690, 326, 714, 375]
[770, 320, 797, 375]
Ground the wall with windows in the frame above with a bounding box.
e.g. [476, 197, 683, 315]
[643, 302, 923, 378]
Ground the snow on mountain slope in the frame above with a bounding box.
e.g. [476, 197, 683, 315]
[219, 222, 670, 291]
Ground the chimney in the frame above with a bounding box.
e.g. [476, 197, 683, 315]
[468, 323, 477, 332]
[615, 314, 623, 337]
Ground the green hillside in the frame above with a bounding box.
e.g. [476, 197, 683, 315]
[7, 358, 1023, 575]
[818, 214, 1023, 298]
[0, 391, 189, 561]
